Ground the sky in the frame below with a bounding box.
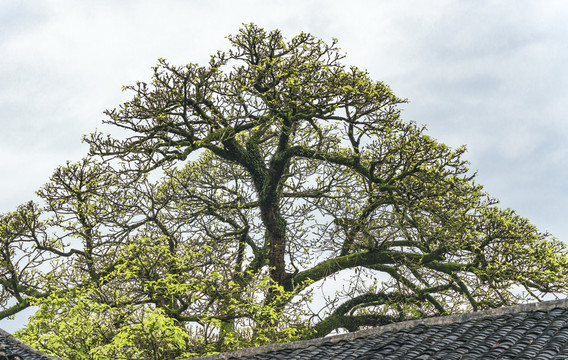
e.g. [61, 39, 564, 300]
[1, 0, 567, 332]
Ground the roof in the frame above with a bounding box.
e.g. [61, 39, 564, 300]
[0, 328, 64, 360]
[188, 298, 568, 360]
[2, 299, 568, 359]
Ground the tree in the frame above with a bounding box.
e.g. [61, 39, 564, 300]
[2, 24, 568, 359]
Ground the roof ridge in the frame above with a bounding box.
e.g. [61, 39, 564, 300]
[186, 298, 568, 360]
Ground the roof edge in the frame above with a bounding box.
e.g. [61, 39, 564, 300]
[0, 327, 66, 360]
[187, 298, 568, 360]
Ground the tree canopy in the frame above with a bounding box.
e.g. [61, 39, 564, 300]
[2, 24, 567, 359]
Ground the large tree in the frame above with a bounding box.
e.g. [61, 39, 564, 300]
[2, 24, 568, 359]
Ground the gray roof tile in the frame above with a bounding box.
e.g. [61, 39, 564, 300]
[190, 299, 568, 360]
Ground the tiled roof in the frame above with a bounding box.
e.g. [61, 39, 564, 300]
[188, 298, 568, 360]
[0, 328, 63, 360]
[2, 299, 568, 359]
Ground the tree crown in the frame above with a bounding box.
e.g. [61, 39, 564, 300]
[1, 24, 566, 359]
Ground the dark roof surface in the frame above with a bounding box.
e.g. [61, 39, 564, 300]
[189, 298, 568, 360]
[0, 328, 63, 360]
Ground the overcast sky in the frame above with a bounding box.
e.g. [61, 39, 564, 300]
[1, 0, 567, 332]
